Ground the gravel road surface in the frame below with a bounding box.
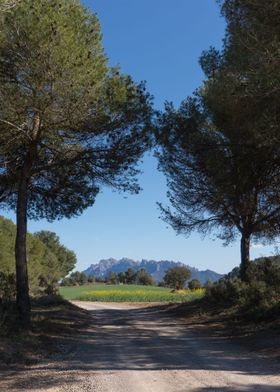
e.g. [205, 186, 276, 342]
[1, 301, 279, 391]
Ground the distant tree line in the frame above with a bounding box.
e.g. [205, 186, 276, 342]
[61, 265, 204, 291]
[61, 267, 155, 287]
[108, 268, 155, 285]
[60, 272, 101, 287]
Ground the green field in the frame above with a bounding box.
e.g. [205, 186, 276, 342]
[59, 284, 205, 302]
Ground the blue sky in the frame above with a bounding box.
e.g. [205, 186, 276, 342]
[5, 0, 277, 274]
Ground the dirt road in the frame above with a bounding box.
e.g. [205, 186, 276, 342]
[1, 301, 280, 391]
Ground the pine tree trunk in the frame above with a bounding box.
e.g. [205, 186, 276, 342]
[15, 175, 31, 329]
[240, 232, 251, 281]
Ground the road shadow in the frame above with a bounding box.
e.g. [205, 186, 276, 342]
[192, 387, 280, 392]
[1, 305, 279, 391]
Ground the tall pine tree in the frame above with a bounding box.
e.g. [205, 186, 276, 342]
[157, 0, 280, 280]
[0, 0, 152, 327]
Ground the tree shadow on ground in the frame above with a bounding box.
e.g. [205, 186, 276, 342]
[192, 386, 280, 392]
[0, 304, 279, 391]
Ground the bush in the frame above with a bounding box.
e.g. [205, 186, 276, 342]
[206, 277, 246, 306]
[206, 257, 280, 320]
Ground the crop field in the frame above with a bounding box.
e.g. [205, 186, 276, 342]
[59, 284, 205, 302]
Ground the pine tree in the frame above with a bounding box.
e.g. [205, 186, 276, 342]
[157, 0, 280, 280]
[0, 0, 152, 327]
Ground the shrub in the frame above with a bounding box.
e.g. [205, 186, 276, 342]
[206, 277, 246, 306]
[206, 257, 280, 320]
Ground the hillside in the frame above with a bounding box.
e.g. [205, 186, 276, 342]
[83, 258, 223, 284]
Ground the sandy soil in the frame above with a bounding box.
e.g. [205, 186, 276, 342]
[0, 301, 279, 392]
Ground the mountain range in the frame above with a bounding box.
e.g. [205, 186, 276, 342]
[83, 258, 223, 284]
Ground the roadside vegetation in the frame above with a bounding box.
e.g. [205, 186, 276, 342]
[0, 216, 77, 330]
[0, 216, 76, 296]
[205, 256, 280, 321]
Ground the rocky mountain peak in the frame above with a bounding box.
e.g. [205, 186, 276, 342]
[83, 258, 223, 284]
